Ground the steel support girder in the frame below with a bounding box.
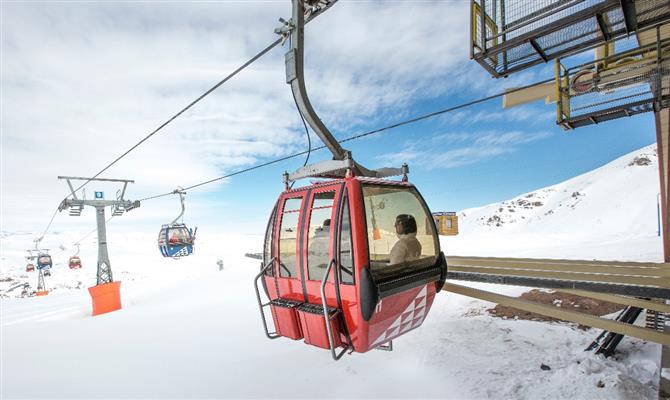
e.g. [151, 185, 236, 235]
[37, 269, 45, 292]
[95, 206, 113, 285]
[59, 198, 136, 211]
[447, 271, 670, 299]
[656, 108, 670, 263]
[619, 0, 638, 34]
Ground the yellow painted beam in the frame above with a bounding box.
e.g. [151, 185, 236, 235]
[447, 256, 670, 268]
[559, 289, 670, 314]
[447, 257, 670, 278]
[449, 265, 669, 287]
[503, 82, 556, 108]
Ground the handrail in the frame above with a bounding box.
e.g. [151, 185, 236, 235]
[320, 259, 349, 360]
[253, 257, 280, 339]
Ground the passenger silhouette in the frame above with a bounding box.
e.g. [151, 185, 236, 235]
[390, 214, 422, 264]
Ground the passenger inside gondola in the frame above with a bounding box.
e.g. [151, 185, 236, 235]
[363, 185, 437, 270]
[168, 227, 192, 245]
[390, 214, 422, 264]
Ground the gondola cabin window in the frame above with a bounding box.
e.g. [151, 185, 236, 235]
[263, 205, 276, 274]
[169, 227, 192, 245]
[362, 185, 437, 272]
[279, 197, 302, 278]
[307, 192, 335, 281]
[339, 196, 354, 284]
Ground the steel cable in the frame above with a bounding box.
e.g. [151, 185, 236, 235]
[137, 76, 555, 202]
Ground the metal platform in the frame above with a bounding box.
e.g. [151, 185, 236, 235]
[555, 31, 670, 129]
[446, 256, 670, 298]
[471, 0, 670, 78]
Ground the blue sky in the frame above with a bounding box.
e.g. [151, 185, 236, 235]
[1, 1, 659, 241]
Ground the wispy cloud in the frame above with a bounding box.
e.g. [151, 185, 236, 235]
[377, 130, 553, 169]
[441, 106, 556, 127]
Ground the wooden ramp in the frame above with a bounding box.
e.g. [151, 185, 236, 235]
[447, 256, 670, 298]
[444, 256, 670, 345]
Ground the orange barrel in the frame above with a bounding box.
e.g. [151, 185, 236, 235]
[88, 281, 122, 316]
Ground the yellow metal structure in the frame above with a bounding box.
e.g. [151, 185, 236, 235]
[555, 28, 670, 129]
[433, 212, 459, 236]
[471, 1, 498, 64]
[502, 81, 556, 109]
[448, 256, 670, 281]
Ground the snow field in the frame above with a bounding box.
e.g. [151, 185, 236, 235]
[1, 144, 665, 399]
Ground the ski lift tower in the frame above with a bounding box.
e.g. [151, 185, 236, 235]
[57, 176, 140, 316]
[35, 265, 48, 296]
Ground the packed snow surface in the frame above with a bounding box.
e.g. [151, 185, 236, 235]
[0, 145, 664, 399]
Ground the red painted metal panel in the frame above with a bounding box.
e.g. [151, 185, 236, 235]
[297, 304, 342, 350]
[270, 299, 303, 340]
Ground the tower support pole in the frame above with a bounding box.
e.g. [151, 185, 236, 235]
[95, 206, 113, 285]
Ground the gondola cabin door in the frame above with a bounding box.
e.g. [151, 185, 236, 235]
[268, 183, 345, 305]
[302, 185, 344, 307]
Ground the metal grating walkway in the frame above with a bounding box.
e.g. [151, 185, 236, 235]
[471, 0, 670, 78]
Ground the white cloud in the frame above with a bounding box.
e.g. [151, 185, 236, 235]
[1, 1, 477, 231]
[377, 130, 554, 169]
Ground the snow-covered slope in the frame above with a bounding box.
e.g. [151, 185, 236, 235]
[443, 144, 663, 261]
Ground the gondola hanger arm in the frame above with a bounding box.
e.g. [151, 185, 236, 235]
[277, 0, 408, 182]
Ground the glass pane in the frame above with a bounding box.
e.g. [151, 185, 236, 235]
[362, 185, 437, 271]
[339, 197, 354, 284]
[263, 206, 276, 272]
[307, 192, 335, 281]
[279, 197, 302, 278]
[168, 227, 191, 244]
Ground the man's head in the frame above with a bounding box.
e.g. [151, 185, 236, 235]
[395, 214, 417, 235]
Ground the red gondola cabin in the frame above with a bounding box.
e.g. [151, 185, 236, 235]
[256, 175, 447, 356]
[68, 256, 82, 269]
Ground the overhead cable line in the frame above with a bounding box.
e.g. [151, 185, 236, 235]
[66, 2, 339, 199]
[35, 207, 60, 244]
[47, 216, 116, 256]
[69, 38, 283, 198]
[138, 76, 555, 202]
[33, 4, 341, 241]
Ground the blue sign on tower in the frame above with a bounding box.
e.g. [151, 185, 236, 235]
[95, 191, 104, 199]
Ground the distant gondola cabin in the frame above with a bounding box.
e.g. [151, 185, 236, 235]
[433, 212, 458, 236]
